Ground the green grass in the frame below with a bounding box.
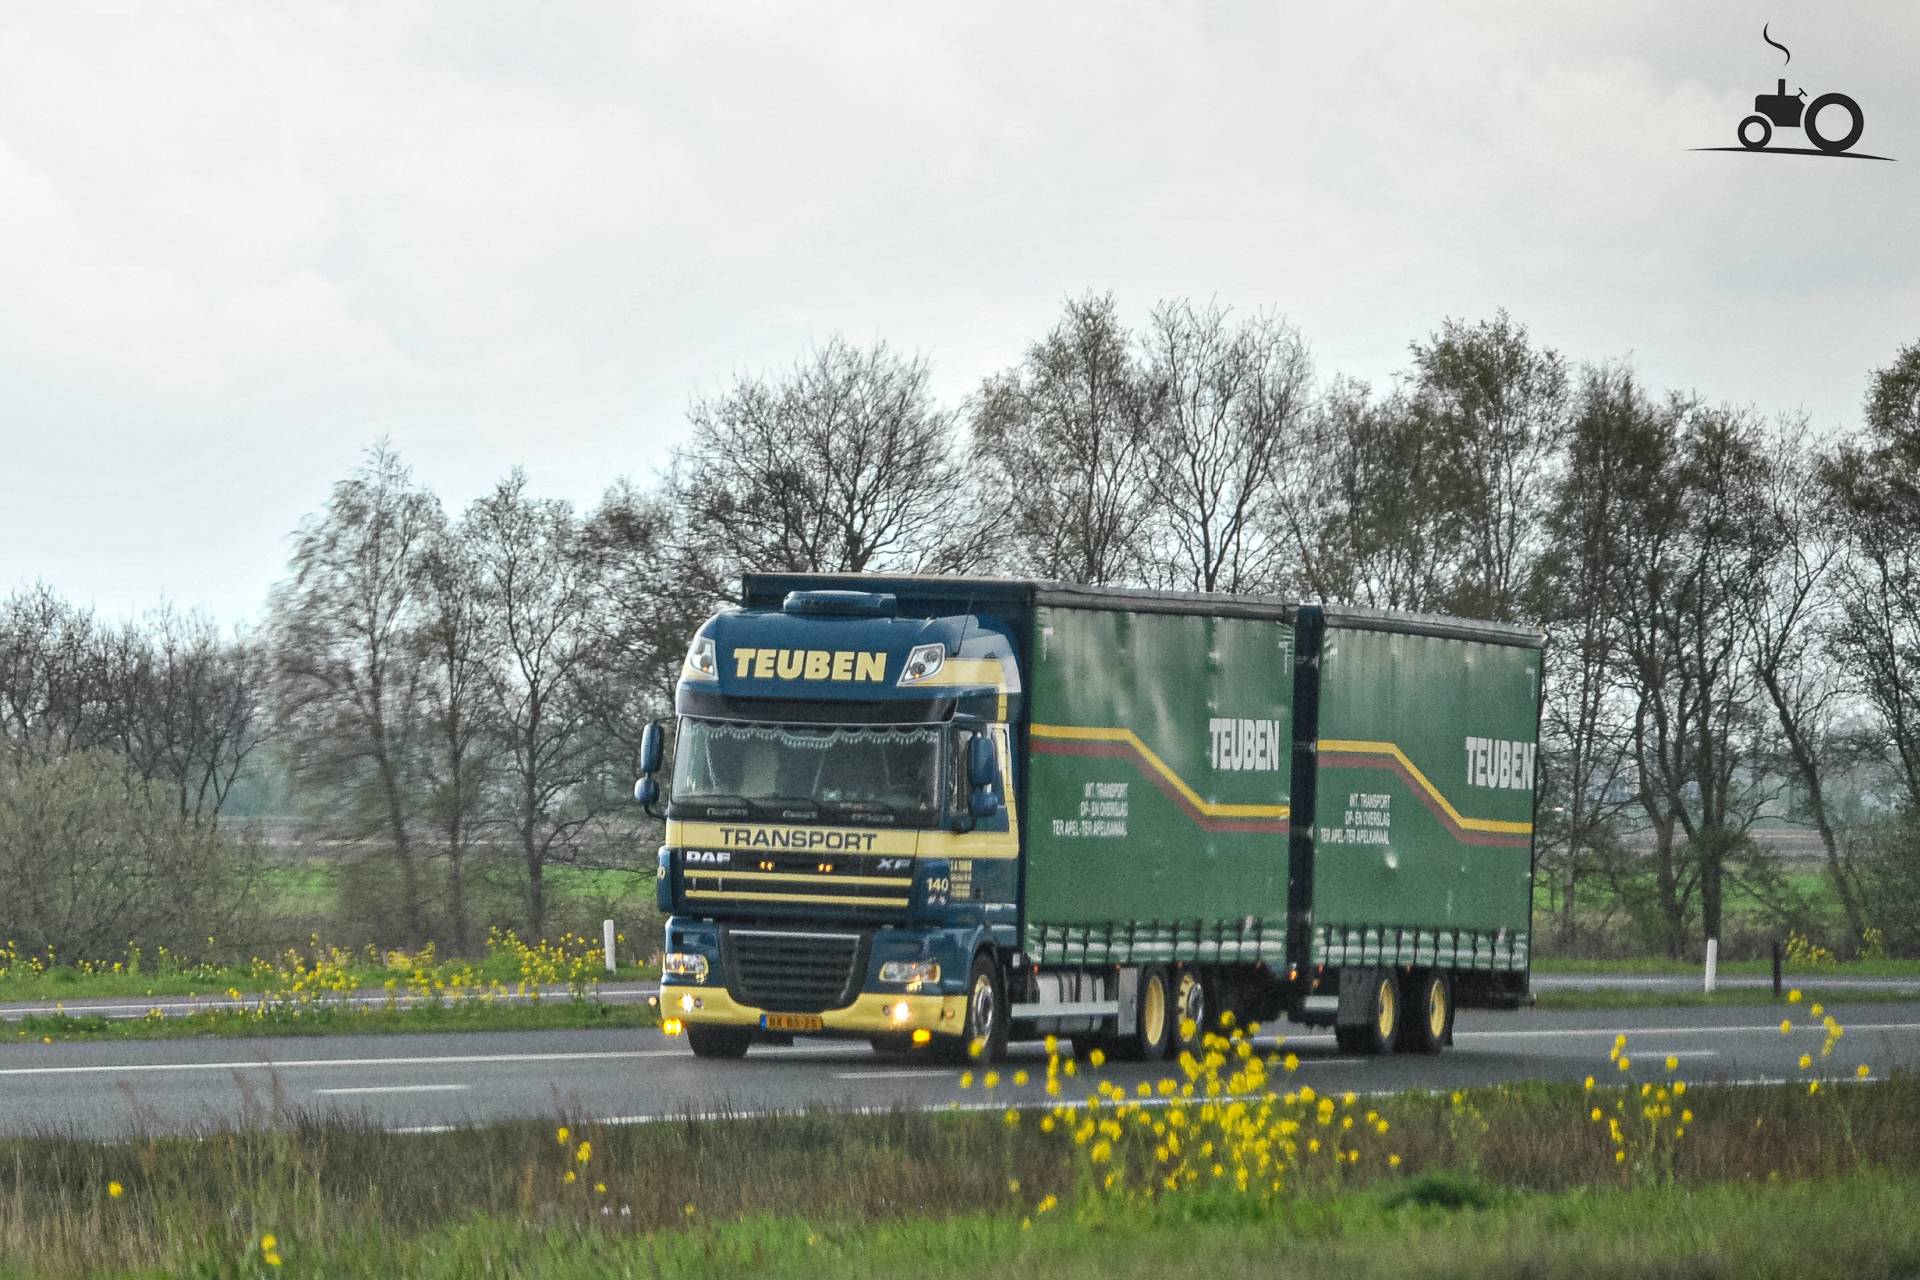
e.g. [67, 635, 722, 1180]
[1533, 954, 1920, 978]
[1, 1075, 1915, 1279]
[0, 961, 657, 1005]
[1532, 986, 1920, 1011]
[4, 998, 658, 1043]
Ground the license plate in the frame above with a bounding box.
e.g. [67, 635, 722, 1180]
[762, 1012, 823, 1033]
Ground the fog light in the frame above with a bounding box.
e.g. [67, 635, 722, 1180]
[662, 1017, 683, 1036]
[679, 993, 697, 1013]
[888, 1000, 912, 1024]
[911, 1028, 931, 1046]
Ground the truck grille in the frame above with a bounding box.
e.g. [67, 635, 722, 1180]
[723, 928, 867, 1012]
[682, 851, 912, 910]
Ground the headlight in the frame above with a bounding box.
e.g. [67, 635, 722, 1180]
[879, 960, 940, 986]
[896, 642, 946, 686]
[662, 953, 709, 981]
[683, 636, 717, 681]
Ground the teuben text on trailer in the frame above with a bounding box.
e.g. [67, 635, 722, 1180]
[634, 575, 1542, 1062]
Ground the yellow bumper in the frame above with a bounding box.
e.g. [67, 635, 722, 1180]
[664, 985, 965, 1036]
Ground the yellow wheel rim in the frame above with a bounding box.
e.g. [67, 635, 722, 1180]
[1428, 979, 1447, 1039]
[1377, 978, 1397, 1039]
[1143, 973, 1168, 1046]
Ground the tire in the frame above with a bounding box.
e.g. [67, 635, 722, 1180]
[1117, 965, 1173, 1061]
[1397, 971, 1452, 1055]
[685, 1022, 753, 1059]
[1170, 967, 1212, 1060]
[936, 953, 1008, 1064]
[1804, 93, 1863, 154]
[1333, 971, 1401, 1056]
[1737, 114, 1772, 150]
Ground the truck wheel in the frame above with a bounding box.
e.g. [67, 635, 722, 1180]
[1171, 967, 1212, 1059]
[1737, 113, 1772, 150]
[938, 953, 1007, 1064]
[685, 1022, 753, 1059]
[1333, 971, 1401, 1055]
[1117, 965, 1173, 1061]
[1397, 971, 1452, 1055]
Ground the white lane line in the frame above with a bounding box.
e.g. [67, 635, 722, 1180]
[315, 1084, 470, 1096]
[834, 1069, 951, 1080]
[1637, 1050, 1718, 1059]
[1295, 1057, 1371, 1066]
[1455, 1021, 1920, 1040]
[0, 1043, 847, 1078]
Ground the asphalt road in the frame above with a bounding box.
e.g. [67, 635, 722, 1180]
[3, 1001, 1912, 1139]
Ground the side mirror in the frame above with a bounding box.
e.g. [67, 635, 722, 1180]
[634, 776, 660, 807]
[639, 721, 665, 776]
[967, 734, 997, 789]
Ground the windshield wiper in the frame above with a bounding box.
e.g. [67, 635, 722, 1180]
[676, 793, 753, 816]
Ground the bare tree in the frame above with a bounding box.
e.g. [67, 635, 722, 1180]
[1407, 310, 1568, 622]
[969, 293, 1156, 584]
[1139, 301, 1311, 593]
[417, 531, 497, 953]
[464, 471, 609, 936]
[270, 442, 444, 944]
[675, 338, 974, 591]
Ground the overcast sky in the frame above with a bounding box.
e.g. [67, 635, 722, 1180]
[3, 1, 1916, 627]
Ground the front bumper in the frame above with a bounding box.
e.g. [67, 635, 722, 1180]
[664, 985, 966, 1036]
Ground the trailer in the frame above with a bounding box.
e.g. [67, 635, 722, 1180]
[639, 575, 1541, 1061]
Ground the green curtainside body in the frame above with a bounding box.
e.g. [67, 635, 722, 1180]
[1021, 603, 1295, 965]
[1304, 617, 1540, 973]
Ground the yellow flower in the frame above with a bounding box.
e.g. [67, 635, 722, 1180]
[1787, 989, 1802, 1003]
[1681, 1109, 1693, 1124]
[1614, 1150, 1626, 1163]
[1674, 1081, 1687, 1097]
[1013, 1070, 1030, 1086]
[1857, 1064, 1872, 1079]
[261, 1235, 277, 1253]
[594, 1182, 606, 1194]
[1008, 1178, 1021, 1193]
[1780, 1019, 1792, 1035]
[1388, 1153, 1402, 1167]
[564, 1171, 577, 1184]
[264, 1252, 282, 1268]
[1583, 1076, 1594, 1091]
[575, 1141, 592, 1164]
[1808, 1080, 1821, 1095]
[1088, 1048, 1106, 1067]
[1616, 1056, 1631, 1071]
[1003, 1108, 1020, 1127]
[1040, 1115, 1056, 1133]
[1799, 1054, 1813, 1070]
[1664, 1056, 1678, 1072]
[959, 1071, 973, 1089]
[1810, 1003, 1823, 1017]
[1044, 1035, 1059, 1056]
[556, 1126, 570, 1144]
[108, 1181, 124, 1199]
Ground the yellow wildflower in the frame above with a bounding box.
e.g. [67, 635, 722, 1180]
[108, 1181, 124, 1199]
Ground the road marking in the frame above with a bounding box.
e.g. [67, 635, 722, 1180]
[1454, 1021, 1920, 1041]
[315, 1083, 470, 1096]
[1636, 1050, 1718, 1059]
[834, 1069, 951, 1080]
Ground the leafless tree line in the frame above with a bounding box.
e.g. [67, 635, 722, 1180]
[6, 296, 1919, 959]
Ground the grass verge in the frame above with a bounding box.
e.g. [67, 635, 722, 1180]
[5, 998, 657, 1043]
[1, 1066, 1911, 1278]
[1531, 985, 1920, 1011]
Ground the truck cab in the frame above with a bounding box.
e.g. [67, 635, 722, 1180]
[648, 584, 1023, 1060]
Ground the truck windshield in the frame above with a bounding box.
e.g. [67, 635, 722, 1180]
[672, 720, 944, 823]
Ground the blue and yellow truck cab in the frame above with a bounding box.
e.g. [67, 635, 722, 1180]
[645, 578, 1024, 1060]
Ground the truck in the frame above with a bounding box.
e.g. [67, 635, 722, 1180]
[635, 574, 1541, 1062]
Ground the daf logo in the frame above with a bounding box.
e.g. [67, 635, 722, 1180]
[684, 850, 732, 865]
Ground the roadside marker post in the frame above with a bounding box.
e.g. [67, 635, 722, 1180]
[1772, 939, 1783, 998]
[1704, 937, 1719, 995]
[604, 919, 617, 974]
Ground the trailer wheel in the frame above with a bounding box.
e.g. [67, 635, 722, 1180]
[1398, 971, 1452, 1055]
[1334, 971, 1401, 1055]
[1171, 967, 1212, 1060]
[937, 952, 1008, 1064]
[1116, 965, 1173, 1061]
[685, 1022, 753, 1059]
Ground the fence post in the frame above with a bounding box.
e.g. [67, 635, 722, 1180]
[604, 919, 617, 974]
[1772, 938, 1783, 998]
[1704, 937, 1718, 995]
